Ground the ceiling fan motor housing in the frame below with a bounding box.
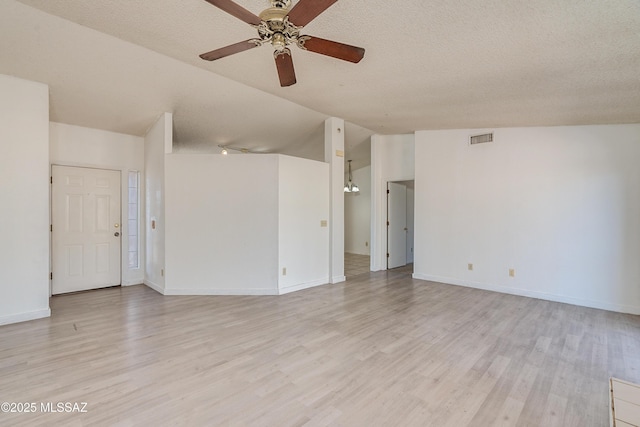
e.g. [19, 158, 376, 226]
[256, 2, 302, 54]
[259, 7, 289, 23]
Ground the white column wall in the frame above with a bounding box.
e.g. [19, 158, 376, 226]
[278, 155, 330, 293]
[143, 112, 172, 292]
[325, 117, 346, 283]
[0, 74, 50, 325]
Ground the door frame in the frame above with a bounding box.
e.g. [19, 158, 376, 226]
[387, 181, 408, 269]
[383, 179, 415, 271]
[50, 163, 124, 295]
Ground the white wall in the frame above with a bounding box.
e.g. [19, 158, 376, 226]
[164, 154, 280, 295]
[278, 155, 330, 293]
[414, 125, 640, 314]
[50, 122, 145, 285]
[371, 134, 415, 270]
[0, 74, 50, 325]
[144, 113, 172, 292]
[345, 165, 371, 255]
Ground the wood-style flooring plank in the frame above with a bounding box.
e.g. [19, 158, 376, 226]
[1, 266, 639, 426]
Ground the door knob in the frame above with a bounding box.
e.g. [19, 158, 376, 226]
[114, 232, 120, 237]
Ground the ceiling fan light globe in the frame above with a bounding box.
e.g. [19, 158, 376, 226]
[272, 33, 287, 51]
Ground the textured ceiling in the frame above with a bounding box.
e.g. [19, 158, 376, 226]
[3, 0, 640, 167]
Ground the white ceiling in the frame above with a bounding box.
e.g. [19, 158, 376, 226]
[3, 0, 640, 169]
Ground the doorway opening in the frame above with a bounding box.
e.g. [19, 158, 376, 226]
[387, 180, 414, 271]
[344, 163, 372, 278]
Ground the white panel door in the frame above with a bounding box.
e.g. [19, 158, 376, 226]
[52, 165, 121, 294]
[387, 182, 407, 269]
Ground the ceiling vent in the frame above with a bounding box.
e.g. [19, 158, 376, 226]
[469, 133, 493, 145]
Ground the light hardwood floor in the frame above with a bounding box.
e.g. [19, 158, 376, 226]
[1, 267, 639, 426]
[344, 253, 371, 278]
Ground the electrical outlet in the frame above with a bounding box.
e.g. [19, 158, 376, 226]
[509, 268, 515, 277]
[365, 241, 368, 247]
[161, 269, 164, 277]
[282, 267, 287, 276]
[468, 263, 473, 271]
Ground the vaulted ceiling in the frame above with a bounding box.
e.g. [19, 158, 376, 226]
[2, 0, 639, 169]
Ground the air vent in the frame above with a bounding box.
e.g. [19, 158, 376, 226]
[470, 133, 493, 145]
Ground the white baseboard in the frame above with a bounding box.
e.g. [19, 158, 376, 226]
[147, 280, 329, 296]
[331, 275, 346, 284]
[412, 273, 640, 315]
[162, 287, 278, 296]
[0, 308, 51, 326]
[144, 280, 165, 295]
[279, 278, 329, 295]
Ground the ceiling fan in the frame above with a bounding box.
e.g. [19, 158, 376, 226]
[199, 0, 365, 87]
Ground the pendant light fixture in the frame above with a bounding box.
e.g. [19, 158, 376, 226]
[344, 160, 359, 193]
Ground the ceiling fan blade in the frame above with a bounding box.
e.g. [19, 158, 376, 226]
[275, 50, 296, 87]
[200, 39, 259, 61]
[299, 36, 365, 63]
[203, 0, 261, 25]
[287, 0, 338, 27]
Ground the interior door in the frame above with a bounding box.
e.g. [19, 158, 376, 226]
[52, 165, 121, 294]
[387, 182, 407, 269]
